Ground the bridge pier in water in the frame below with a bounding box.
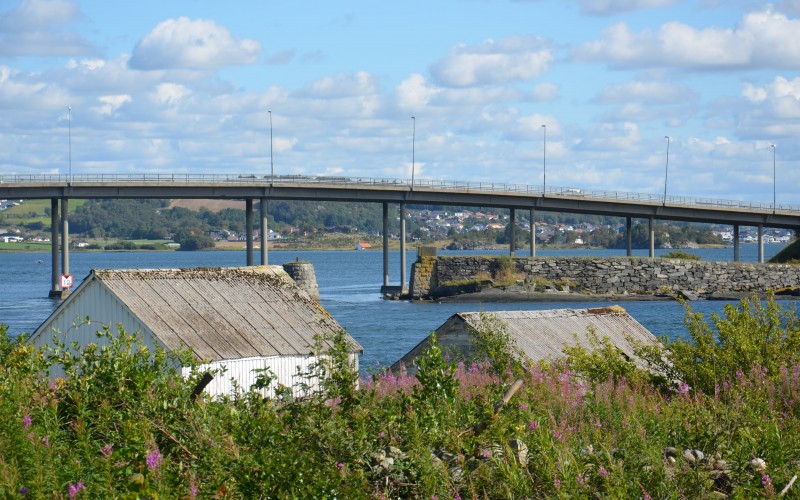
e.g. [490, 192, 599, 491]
[530, 209, 536, 257]
[245, 198, 254, 266]
[648, 216, 655, 258]
[382, 203, 389, 287]
[626, 217, 633, 257]
[758, 224, 764, 263]
[509, 208, 516, 256]
[48, 198, 71, 299]
[733, 225, 740, 262]
[400, 203, 408, 294]
[260, 198, 268, 265]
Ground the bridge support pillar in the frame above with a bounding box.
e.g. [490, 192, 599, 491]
[530, 209, 536, 257]
[48, 199, 61, 298]
[60, 198, 71, 298]
[260, 198, 268, 265]
[400, 203, 407, 294]
[758, 224, 764, 263]
[648, 216, 655, 258]
[382, 203, 389, 287]
[509, 208, 516, 256]
[626, 217, 632, 257]
[733, 225, 740, 262]
[245, 198, 254, 266]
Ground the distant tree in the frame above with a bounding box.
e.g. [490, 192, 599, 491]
[173, 229, 215, 251]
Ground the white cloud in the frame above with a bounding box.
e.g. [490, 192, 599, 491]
[0, 0, 95, 57]
[93, 94, 132, 116]
[395, 73, 441, 111]
[595, 81, 697, 103]
[574, 9, 800, 70]
[572, 0, 679, 16]
[741, 76, 800, 119]
[154, 83, 192, 106]
[430, 36, 553, 87]
[129, 17, 261, 71]
[529, 82, 559, 101]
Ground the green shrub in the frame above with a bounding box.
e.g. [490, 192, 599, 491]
[662, 250, 700, 260]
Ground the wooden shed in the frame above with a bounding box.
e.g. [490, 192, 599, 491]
[30, 266, 362, 397]
[391, 306, 661, 373]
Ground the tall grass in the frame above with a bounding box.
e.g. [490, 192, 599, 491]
[2, 294, 800, 497]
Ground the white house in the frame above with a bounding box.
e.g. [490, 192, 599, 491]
[29, 266, 362, 397]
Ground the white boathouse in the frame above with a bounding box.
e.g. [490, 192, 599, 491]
[30, 266, 362, 397]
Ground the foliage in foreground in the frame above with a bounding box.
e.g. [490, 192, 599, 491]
[2, 294, 800, 498]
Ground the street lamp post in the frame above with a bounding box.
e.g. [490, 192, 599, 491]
[68, 107, 72, 182]
[411, 116, 416, 190]
[772, 144, 776, 213]
[541, 124, 546, 195]
[663, 136, 670, 205]
[268, 110, 274, 186]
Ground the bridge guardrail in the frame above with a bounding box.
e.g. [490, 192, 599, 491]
[0, 173, 797, 215]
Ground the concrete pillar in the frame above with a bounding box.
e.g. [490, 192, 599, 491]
[49, 199, 60, 297]
[61, 198, 69, 279]
[509, 208, 516, 256]
[648, 216, 655, 258]
[626, 217, 633, 257]
[758, 224, 764, 263]
[245, 198, 254, 266]
[400, 203, 407, 293]
[530, 209, 536, 257]
[260, 198, 268, 265]
[382, 202, 389, 287]
[733, 225, 740, 262]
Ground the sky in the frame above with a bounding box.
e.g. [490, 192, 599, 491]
[1, 0, 800, 206]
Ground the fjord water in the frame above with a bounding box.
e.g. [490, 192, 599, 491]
[0, 244, 789, 371]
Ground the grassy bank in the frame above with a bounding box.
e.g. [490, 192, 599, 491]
[2, 294, 800, 497]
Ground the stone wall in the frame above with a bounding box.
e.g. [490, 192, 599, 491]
[410, 256, 800, 299]
[282, 262, 320, 301]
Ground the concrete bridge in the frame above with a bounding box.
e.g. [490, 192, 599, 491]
[2, 173, 798, 298]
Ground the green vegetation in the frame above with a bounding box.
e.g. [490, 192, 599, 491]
[4, 294, 800, 496]
[769, 237, 800, 263]
[662, 250, 701, 260]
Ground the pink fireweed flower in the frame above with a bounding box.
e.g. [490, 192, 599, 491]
[518, 403, 529, 411]
[528, 420, 538, 430]
[189, 477, 199, 499]
[101, 444, 113, 458]
[599, 467, 608, 478]
[762, 474, 772, 487]
[22, 414, 32, 429]
[68, 481, 86, 499]
[146, 449, 163, 471]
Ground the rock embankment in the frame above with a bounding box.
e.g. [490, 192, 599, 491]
[409, 256, 800, 301]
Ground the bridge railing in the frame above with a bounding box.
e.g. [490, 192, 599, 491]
[1, 173, 798, 215]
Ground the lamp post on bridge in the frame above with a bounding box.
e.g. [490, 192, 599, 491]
[68, 106, 72, 182]
[772, 144, 776, 213]
[268, 110, 274, 186]
[411, 116, 416, 191]
[663, 136, 670, 205]
[541, 124, 546, 195]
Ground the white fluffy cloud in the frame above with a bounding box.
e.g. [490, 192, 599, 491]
[595, 81, 697, 103]
[129, 17, 261, 71]
[0, 0, 95, 57]
[574, 9, 800, 70]
[430, 36, 553, 87]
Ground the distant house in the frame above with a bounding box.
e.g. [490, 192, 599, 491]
[392, 306, 661, 374]
[29, 266, 362, 397]
[355, 242, 372, 250]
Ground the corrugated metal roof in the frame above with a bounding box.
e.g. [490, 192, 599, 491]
[88, 266, 362, 361]
[456, 306, 660, 365]
[392, 306, 660, 372]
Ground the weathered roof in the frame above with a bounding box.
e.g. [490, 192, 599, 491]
[392, 306, 660, 372]
[38, 266, 361, 361]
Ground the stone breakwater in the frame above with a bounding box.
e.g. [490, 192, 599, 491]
[409, 256, 800, 300]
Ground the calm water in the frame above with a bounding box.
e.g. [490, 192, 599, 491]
[0, 244, 789, 371]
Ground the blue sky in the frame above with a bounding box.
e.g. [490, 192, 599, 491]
[1, 0, 800, 205]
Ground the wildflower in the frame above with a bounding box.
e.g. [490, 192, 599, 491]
[762, 474, 772, 487]
[189, 477, 198, 499]
[101, 444, 113, 458]
[599, 467, 608, 478]
[22, 414, 32, 429]
[518, 403, 529, 411]
[553, 478, 561, 489]
[481, 448, 492, 459]
[528, 421, 538, 430]
[68, 481, 85, 499]
[378, 431, 385, 438]
[18, 486, 29, 496]
[577, 475, 586, 486]
[676, 382, 690, 396]
[146, 449, 163, 471]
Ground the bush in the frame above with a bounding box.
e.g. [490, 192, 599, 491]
[662, 250, 700, 260]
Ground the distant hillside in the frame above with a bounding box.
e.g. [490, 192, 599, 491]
[769, 237, 800, 263]
[168, 199, 246, 212]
